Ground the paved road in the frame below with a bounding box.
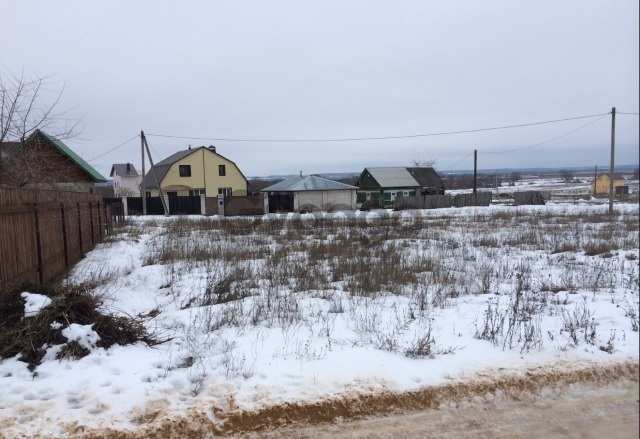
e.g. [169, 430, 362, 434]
[238, 380, 639, 439]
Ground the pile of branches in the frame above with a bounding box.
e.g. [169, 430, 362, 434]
[0, 284, 158, 370]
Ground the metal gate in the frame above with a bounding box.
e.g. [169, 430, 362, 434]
[168, 195, 201, 215]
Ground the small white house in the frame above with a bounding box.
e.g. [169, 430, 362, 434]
[110, 163, 142, 197]
[261, 175, 357, 213]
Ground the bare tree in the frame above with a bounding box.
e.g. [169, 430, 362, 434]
[0, 73, 79, 187]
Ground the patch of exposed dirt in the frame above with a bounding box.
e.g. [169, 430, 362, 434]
[75, 360, 639, 439]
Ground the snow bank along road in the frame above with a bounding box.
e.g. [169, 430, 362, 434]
[0, 202, 638, 437]
[241, 377, 639, 439]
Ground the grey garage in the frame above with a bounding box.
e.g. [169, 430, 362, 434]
[262, 175, 357, 213]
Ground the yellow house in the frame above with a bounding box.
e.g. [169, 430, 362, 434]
[592, 173, 625, 195]
[141, 146, 248, 197]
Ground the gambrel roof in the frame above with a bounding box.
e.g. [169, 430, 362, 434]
[141, 146, 246, 189]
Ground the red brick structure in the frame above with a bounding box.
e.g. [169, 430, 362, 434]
[0, 130, 105, 192]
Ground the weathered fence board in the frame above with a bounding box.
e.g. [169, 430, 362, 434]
[512, 191, 546, 205]
[0, 188, 113, 294]
[223, 195, 264, 216]
[394, 192, 492, 210]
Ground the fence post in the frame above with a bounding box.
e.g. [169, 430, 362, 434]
[60, 203, 69, 268]
[218, 194, 225, 216]
[104, 202, 111, 234]
[97, 200, 103, 241]
[200, 195, 206, 215]
[77, 202, 83, 253]
[89, 201, 95, 245]
[33, 203, 44, 285]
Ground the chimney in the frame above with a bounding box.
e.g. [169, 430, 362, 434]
[208, 145, 216, 152]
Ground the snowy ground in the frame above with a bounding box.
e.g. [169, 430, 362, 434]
[0, 202, 638, 437]
[447, 175, 640, 197]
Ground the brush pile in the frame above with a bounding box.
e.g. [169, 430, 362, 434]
[0, 284, 156, 370]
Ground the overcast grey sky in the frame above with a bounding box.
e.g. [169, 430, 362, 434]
[1, 0, 638, 177]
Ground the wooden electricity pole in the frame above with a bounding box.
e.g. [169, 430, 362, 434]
[473, 149, 478, 200]
[608, 107, 616, 215]
[141, 131, 169, 216]
[140, 131, 147, 215]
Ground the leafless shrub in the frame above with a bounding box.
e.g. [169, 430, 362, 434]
[624, 303, 639, 332]
[599, 330, 616, 354]
[476, 265, 494, 294]
[475, 275, 544, 353]
[561, 299, 598, 346]
[328, 295, 345, 313]
[405, 326, 435, 359]
[583, 241, 614, 256]
[475, 298, 505, 345]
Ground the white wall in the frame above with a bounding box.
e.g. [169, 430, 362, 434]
[113, 175, 142, 196]
[294, 190, 356, 211]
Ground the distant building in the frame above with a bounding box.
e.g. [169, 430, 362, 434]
[110, 163, 141, 196]
[261, 175, 357, 212]
[0, 130, 106, 192]
[141, 146, 248, 198]
[592, 173, 627, 196]
[357, 167, 444, 208]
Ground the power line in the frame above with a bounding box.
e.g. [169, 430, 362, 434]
[145, 112, 609, 143]
[439, 152, 476, 170]
[617, 111, 639, 115]
[87, 134, 139, 162]
[482, 114, 609, 155]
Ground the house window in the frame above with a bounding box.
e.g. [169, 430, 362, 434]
[179, 165, 191, 177]
[189, 188, 205, 196]
[383, 192, 392, 201]
[356, 192, 366, 203]
[218, 164, 226, 176]
[218, 187, 232, 197]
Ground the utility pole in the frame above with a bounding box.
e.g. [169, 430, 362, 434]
[608, 107, 616, 215]
[473, 149, 477, 200]
[141, 131, 169, 216]
[140, 131, 146, 215]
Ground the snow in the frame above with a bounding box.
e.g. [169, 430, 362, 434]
[1, 201, 638, 437]
[61, 324, 100, 351]
[21, 292, 52, 317]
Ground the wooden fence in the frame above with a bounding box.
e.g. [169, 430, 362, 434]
[394, 192, 492, 210]
[0, 187, 112, 293]
[223, 195, 264, 216]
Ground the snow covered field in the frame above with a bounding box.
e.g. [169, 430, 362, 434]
[447, 175, 640, 197]
[1, 202, 639, 437]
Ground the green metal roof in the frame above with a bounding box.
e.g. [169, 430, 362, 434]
[35, 130, 107, 182]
